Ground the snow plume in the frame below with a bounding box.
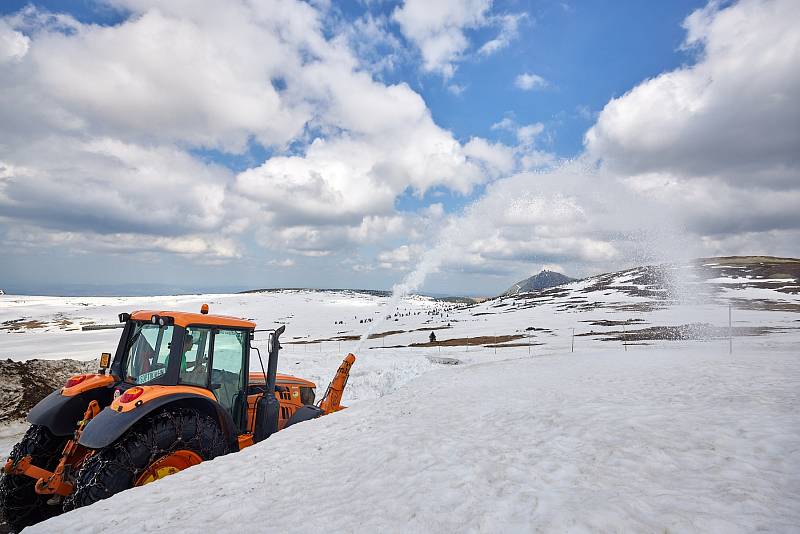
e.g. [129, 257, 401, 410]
[354, 236, 453, 353]
[361, 156, 702, 324]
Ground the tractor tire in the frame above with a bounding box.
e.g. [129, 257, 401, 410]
[0, 424, 69, 533]
[65, 408, 227, 511]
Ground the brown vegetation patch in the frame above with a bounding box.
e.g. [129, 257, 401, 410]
[582, 318, 647, 327]
[608, 302, 671, 313]
[413, 326, 453, 332]
[285, 334, 360, 344]
[579, 265, 673, 300]
[577, 323, 790, 342]
[726, 298, 800, 312]
[696, 256, 800, 294]
[368, 330, 405, 339]
[411, 334, 524, 347]
[485, 342, 545, 348]
[0, 319, 48, 331]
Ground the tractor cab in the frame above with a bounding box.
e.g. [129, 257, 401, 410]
[115, 309, 256, 436]
[108, 307, 353, 448]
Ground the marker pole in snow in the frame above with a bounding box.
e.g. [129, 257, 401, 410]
[622, 324, 627, 352]
[729, 304, 733, 354]
[571, 328, 574, 353]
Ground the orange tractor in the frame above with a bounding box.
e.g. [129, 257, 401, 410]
[0, 306, 355, 532]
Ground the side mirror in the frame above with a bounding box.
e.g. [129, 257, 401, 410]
[99, 352, 111, 375]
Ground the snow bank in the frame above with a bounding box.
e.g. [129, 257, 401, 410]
[34, 346, 800, 533]
[0, 422, 28, 457]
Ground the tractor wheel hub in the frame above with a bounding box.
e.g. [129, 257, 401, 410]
[134, 450, 202, 486]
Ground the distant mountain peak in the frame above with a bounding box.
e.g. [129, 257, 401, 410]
[503, 270, 575, 296]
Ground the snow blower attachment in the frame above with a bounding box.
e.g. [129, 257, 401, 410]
[0, 305, 356, 532]
[319, 353, 356, 414]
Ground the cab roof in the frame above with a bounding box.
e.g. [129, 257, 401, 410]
[130, 309, 256, 329]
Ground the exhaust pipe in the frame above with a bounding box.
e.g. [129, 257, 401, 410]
[266, 325, 285, 394]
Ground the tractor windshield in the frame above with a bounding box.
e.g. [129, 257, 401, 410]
[123, 322, 174, 384]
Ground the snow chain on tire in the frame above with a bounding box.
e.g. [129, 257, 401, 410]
[0, 424, 68, 533]
[64, 408, 228, 511]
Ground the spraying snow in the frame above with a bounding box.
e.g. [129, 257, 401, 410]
[353, 246, 446, 353]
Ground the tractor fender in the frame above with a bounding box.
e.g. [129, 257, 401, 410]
[27, 385, 115, 437]
[283, 405, 324, 429]
[78, 393, 238, 452]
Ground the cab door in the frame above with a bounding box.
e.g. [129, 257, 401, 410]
[208, 329, 248, 431]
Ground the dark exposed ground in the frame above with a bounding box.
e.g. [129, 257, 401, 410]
[576, 323, 794, 342]
[0, 359, 93, 425]
[0, 316, 97, 333]
[582, 319, 647, 327]
[411, 334, 525, 347]
[695, 257, 800, 296]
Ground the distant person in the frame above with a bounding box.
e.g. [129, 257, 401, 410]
[429, 331, 437, 343]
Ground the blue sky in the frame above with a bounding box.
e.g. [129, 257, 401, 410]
[0, 0, 797, 295]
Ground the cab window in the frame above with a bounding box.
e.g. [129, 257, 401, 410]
[178, 327, 211, 387]
[124, 323, 174, 384]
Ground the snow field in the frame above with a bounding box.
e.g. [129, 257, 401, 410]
[33, 345, 800, 533]
[0, 422, 28, 458]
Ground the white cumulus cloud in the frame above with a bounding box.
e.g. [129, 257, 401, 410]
[514, 72, 547, 91]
